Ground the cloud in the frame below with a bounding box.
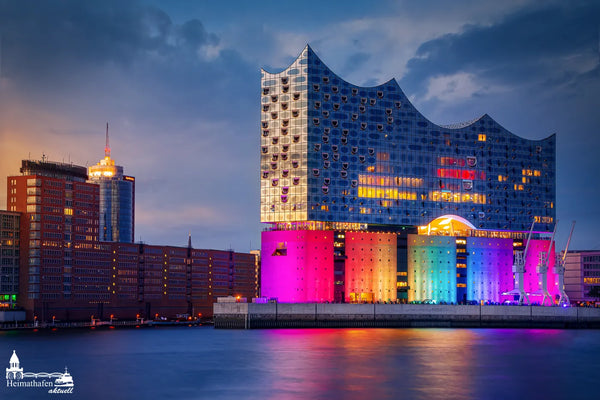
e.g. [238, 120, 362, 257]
[424, 72, 487, 102]
[403, 1, 600, 94]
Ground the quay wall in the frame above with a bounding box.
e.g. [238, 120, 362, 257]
[213, 303, 600, 329]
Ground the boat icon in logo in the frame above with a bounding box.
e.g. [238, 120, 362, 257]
[54, 367, 74, 388]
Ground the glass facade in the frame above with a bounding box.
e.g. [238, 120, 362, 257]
[261, 50, 309, 223]
[261, 45, 555, 233]
[97, 179, 134, 242]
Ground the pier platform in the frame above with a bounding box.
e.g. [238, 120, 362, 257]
[213, 303, 600, 329]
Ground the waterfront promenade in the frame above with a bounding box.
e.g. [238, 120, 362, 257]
[0, 319, 203, 331]
[214, 303, 600, 329]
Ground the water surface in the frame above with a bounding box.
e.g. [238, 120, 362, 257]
[1, 327, 599, 399]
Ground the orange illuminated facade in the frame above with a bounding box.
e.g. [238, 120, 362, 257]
[345, 232, 397, 302]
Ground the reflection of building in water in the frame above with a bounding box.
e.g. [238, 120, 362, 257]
[260, 45, 557, 305]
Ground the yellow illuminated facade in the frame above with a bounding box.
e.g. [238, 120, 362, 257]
[89, 156, 119, 179]
[418, 215, 477, 237]
[358, 175, 423, 187]
[430, 191, 486, 204]
[358, 187, 417, 200]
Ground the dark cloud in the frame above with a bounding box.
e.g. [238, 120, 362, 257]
[403, 1, 600, 91]
[0, 0, 257, 124]
[1, 1, 147, 77]
[179, 19, 218, 48]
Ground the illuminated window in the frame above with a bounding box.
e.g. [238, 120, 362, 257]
[522, 169, 534, 176]
[478, 134, 486, 142]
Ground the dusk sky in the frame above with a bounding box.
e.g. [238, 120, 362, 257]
[0, 0, 598, 252]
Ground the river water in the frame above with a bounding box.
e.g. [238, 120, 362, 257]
[1, 326, 599, 399]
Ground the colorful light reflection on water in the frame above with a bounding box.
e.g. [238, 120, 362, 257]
[1, 327, 599, 400]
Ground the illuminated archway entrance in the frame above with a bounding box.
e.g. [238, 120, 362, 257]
[418, 215, 476, 236]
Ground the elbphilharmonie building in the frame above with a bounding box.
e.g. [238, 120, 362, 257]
[260, 45, 557, 305]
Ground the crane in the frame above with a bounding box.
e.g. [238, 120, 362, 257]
[504, 222, 535, 305]
[535, 222, 557, 306]
[554, 221, 575, 307]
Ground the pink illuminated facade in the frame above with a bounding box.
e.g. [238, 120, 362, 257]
[522, 239, 558, 302]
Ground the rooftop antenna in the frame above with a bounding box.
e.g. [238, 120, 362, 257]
[104, 122, 110, 157]
[187, 231, 193, 258]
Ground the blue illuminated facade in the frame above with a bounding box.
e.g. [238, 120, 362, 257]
[96, 179, 135, 242]
[261, 45, 555, 233]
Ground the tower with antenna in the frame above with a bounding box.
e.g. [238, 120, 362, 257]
[105, 122, 111, 158]
[88, 123, 135, 243]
